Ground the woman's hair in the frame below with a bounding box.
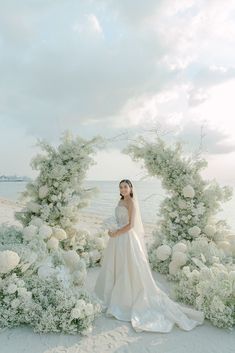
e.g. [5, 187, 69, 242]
[119, 179, 133, 199]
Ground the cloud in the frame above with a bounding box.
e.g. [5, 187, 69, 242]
[72, 13, 103, 35]
[0, 0, 235, 169]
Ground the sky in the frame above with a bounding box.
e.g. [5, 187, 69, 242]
[1, 0, 235, 184]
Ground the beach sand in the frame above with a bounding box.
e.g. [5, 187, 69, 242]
[0, 197, 234, 353]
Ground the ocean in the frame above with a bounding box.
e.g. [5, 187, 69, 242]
[0, 180, 234, 229]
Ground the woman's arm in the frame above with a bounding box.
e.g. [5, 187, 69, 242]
[111, 200, 135, 237]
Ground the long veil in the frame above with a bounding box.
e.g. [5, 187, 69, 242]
[131, 183, 149, 261]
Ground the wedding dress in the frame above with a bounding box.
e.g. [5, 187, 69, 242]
[93, 186, 205, 333]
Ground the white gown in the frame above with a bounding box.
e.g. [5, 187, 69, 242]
[94, 205, 205, 333]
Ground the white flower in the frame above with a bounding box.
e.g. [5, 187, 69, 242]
[71, 307, 82, 319]
[38, 185, 49, 199]
[77, 299, 86, 308]
[172, 242, 187, 253]
[182, 185, 195, 198]
[81, 326, 93, 336]
[73, 269, 87, 286]
[63, 250, 81, 270]
[204, 225, 216, 237]
[89, 250, 100, 263]
[155, 244, 172, 261]
[211, 296, 225, 312]
[169, 260, 179, 275]
[29, 217, 44, 227]
[7, 283, 18, 294]
[200, 267, 212, 280]
[39, 224, 53, 239]
[23, 225, 38, 240]
[84, 303, 94, 316]
[17, 279, 25, 287]
[172, 251, 187, 267]
[211, 256, 220, 263]
[191, 269, 200, 279]
[0, 250, 20, 274]
[27, 201, 41, 213]
[217, 241, 231, 254]
[94, 237, 105, 250]
[178, 199, 187, 209]
[182, 265, 191, 278]
[11, 298, 21, 309]
[188, 226, 201, 237]
[52, 227, 67, 240]
[17, 287, 28, 296]
[38, 264, 56, 279]
[47, 236, 59, 250]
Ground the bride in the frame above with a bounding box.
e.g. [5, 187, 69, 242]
[94, 179, 205, 333]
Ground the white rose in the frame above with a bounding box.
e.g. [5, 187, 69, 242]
[52, 227, 67, 240]
[172, 251, 187, 267]
[23, 225, 38, 240]
[155, 245, 172, 261]
[29, 217, 44, 227]
[188, 226, 201, 237]
[0, 250, 20, 274]
[38, 185, 49, 199]
[172, 242, 187, 253]
[182, 185, 195, 198]
[182, 265, 191, 278]
[39, 225, 53, 239]
[169, 261, 179, 275]
[47, 236, 59, 250]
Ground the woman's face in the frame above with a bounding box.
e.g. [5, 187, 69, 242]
[119, 182, 132, 197]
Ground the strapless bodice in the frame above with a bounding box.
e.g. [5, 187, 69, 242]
[115, 205, 129, 227]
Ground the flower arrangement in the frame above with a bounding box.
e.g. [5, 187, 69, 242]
[0, 131, 107, 334]
[124, 135, 235, 328]
[15, 131, 104, 231]
[0, 271, 102, 334]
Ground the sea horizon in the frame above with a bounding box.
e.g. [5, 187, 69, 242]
[1, 180, 235, 230]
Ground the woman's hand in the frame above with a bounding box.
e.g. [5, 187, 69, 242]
[108, 229, 117, 237]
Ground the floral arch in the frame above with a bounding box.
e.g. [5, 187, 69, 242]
[123, 135, 235, 329]
[0, 131, 234, 333]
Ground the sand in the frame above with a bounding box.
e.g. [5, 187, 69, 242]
[0, 197, 234, 353]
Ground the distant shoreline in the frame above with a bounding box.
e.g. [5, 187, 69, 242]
[0, 180, 29, 182]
